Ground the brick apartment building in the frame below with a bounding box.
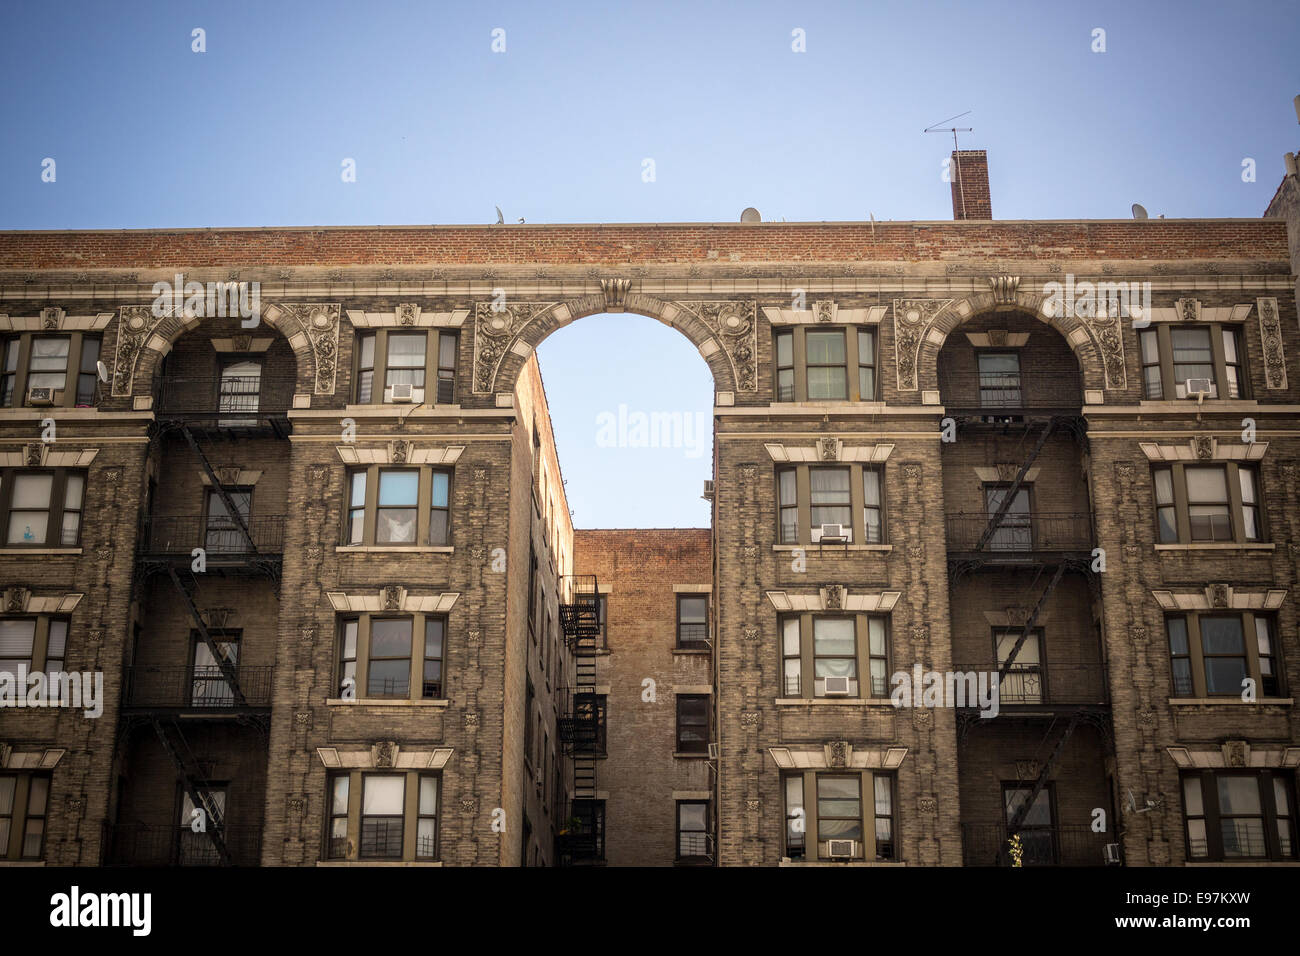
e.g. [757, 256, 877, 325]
[1, 148, 1298, 867]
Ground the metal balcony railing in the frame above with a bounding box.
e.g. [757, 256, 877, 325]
[977, 372, 1024, 408]
[123, 665, 275, 709]
[140, 514, 286, 556]
[960, 823, 1116, 866]
[953, 661, 1109, 708]
[677, 623, 710, 649]
[103, 823, 263, 866]
[677, 832, 715, 861]
[945, 512, 1093, 553]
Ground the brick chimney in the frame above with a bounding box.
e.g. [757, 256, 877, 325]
[950, 149, 992, 220]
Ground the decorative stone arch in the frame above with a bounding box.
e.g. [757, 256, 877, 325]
[904, 284, 1120, 397]
[476, 284, 754, 400]
[113, 301, 339, 400]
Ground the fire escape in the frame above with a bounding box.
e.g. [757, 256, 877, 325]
[556, 575, 602, 866]
[106, 384, 285, 866]
[947, 409, 1116, 866]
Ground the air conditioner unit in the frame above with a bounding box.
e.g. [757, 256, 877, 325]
[701, 480, 715, 500]
[1184, 377, 1213, 398]
[813, 523, 850, 544]
[826, 839, 856, 859]
[823, 676, 852, 696]
[389, 383, 415, 403]
[1103, 843, 1122, 865]
[26, 387, 55, 406]
[707, 742, 720, 760]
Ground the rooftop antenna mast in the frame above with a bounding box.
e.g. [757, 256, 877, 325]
[925, 111, 974, 218]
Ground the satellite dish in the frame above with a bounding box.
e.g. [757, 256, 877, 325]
[1131, 203, 1148, 220]
[740, 207, 761, 223]
[96, 360, 110, 383]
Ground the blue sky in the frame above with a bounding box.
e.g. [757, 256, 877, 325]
[2, 0, 1297, 526]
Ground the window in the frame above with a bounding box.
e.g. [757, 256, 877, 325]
[995, 630, 1043, 704]
[572, 693, 607, 755]
[677, 595, 709, 649]
[1003, 784, 1057, 865]
[984, 484, 1031, 550]
[784, 771, 896, 862]
[817, 775, 862, 853]
[352, 330, 455, 404]
[775, 463, 888, 546]
[325, 771, 441, 863]
[783, 775, 806, 859]
[0, 333, 102, 408]
[1150, 464, 1265, 544]
[772, 325, 878, 402]
[0, 469, 86, 547]
[978, 352, 1022, 407]
[341, 465, 453, 547]
[191, 631, 239, 706]
[336, 615, 449, 701]
[217, 361, 260, 426]
[595, 594, 608, 649]
[204, 488, 251, 553]
[178, 787, 227, 865]
[0, 617, 68, 679]
[1165, 612, 1283, 699]
[1181, 771, 1296, 862]
[570, 799, 606, 861]
[1140, 324, 1250, 400]
[676, 801, 711, 862]
[0, 773, 50, 860]
[780, 613, 889, 698]
[675, 695, 710, 754]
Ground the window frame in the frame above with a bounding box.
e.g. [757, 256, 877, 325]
[0, 467, 86, 548]
[676, 594, 709, 650]
[1141, 323, 1251, 401]
[775, 463, 889, 547]
[1150, 463, 1266, 545]
[976, 350, 1023, 408]
[351, 329, 449, 405]
[771, 325, 879, 403]
[335, 613, 449, 703]
[674, 694, 710, 754]
[0, 616, 70, 680]
[1180, 770, 1297, 862]
[0, 332, 103, 409]
[0, 772, 51, 861]
[781, 770, 898, 862]
[779, 612, 891, 700]
[325, 770, 441, 863]
[1164, 611, 1284, 699]
[675, 800, 712, 863]
[340, 464, 454, 548]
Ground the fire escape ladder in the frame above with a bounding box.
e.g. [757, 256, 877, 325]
[1005, 712, 1082, 838]
[164, 563, 248, 707]
[996, 562, 1067, 680]
[973, 418, 1056, 553]
[177, 423, 257, 554]
[150, 716, 232, 866]
[558, 575, 601, 865]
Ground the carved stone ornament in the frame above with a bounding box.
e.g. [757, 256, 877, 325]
[464, 713, 479, 727]
[391, 439, 410, 465]
[1193, 436, 1214, 460]
[305, 547, 322, 563]
[1223, 740, 1249, 767]
[231, 334, 253, 351]
[988, 275, 1020, 304]
[300, 626, 318, 644]
[472, 301, 556, 393]
[913, 710, 932, 727]
[1177, 298, 1202, 323]
[1257, 298, 1287, 389]
[216, 466, 241, 486]
[287, 795, 307, 816]
[892, 299, 952, 391]
[742, 625, 760, 642]
[742, 545, 758, 559]
[383, 586, 403, 611]
[41, 307, 65, 329]
[814, 300, 835, 323]
[396, 303, 419, 326]
[309, 464, 329, 485]
[1209, 583, 1230, 608]
[745, 799, 760, 812]
[918, 796, 938, 813]
[294, 712, 311, 727]
[600, 278, 632, 312]
[4, 588, 29, 613]
[824, 585, 844, 610]
[460, 799, 477, 813]
[818, 437, 841, 461]
[679, 300, 758, 391]
[828, 741, 849, 767]
[739, 465, 757, 481]
[25, 443, 44, 467]
[468, 546, 486, 562]
[1015, 759, 1041, 780]
[372, 741, 398, 768]
[1129, 625, 1148, 645]
[901, 463, 921, 481]
[87, 628, 104, 644]
[740, 712, 760, 727]
[467, 629, 481, 644]
[1081, 310, 1128, 389]
[994, 462, 1019, 482]
[1136, 710, 1156, 728]
[1115, 461, 1136, 482]
[112, 305, 165, 397]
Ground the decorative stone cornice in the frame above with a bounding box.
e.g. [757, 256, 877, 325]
[0, 745, 66, 769]
[893, 299, 953, 391]
[761, 304, 888, 326]
[325, 589, 460, 613]
[764, 441, 894, 463]
[316, 745, 454, 770]
[0, 446, 98, 469]
[3, 589, 83, 614]
[0, 310, 114, 333]
[1138, 438, 1267, 462]
[1150, 585, 1286, 612]
[765, 589, 901, 613]
[1256, 297, 1287, 390]
[767, 746, 908, 770]
[335, 443, 464, 466]
[1165, 745, 1300, 770]
[344, 307, 470, 328]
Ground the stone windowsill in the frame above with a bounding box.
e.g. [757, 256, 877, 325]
[1155, 543, 1275, 552]
[772, 544, 893, 553]
[1167, 697, 1292, 706]
[325, 698, 451, 708]
[673, 752, 711, 760]
[775, 697, 897, 706]
[0, 548, 82, 556]
[778, 858, 906, 867]
[316, 860, 443, 867]
[673, 648, 711, 657]
[336, 545, 454, 554]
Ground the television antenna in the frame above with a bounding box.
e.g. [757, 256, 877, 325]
[925, 111, 975, 218]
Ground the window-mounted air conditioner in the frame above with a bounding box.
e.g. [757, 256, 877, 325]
[389, 383, 416, 403]
[26, 387, 55, 406]
[812, 523, 850, 544]
[822, 676, 852, 697]
[1103, 843, 1122, 865]
[826, 839, 856, 859]
[1183, 378, 1213, 398]
[707, 742, 720, 760]
[701, 480, 715, 501]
